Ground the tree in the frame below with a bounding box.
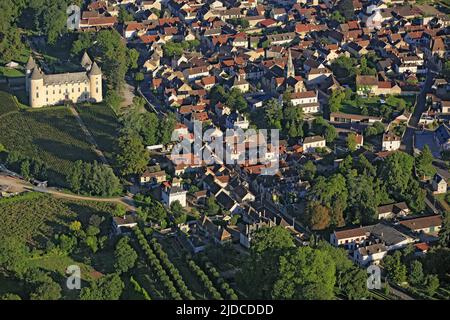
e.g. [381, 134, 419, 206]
[383, 251, 407, 284]
[265, 98, 283, 130]
[380, 151, 415, 196]
[299, 161, 316, 181]
[171, 201, 187, 225]
[438, 211, 450, 247]
[308, 202, 331, 230]
[340, 267, 369, 300]
[206, 196, 220, 216]
[80, 273, 125, 300]
[424, 274, 439, 297]
[0, 237, 29, 276]
[134, 72, 144, 84]
[336, 0, 355, 21]
[237, 226, 294, 299]
[105, 90, 124, 113]
[328, 89, 345, 113]
[69, 220, 82, 232]
[346, 133, 357, 152]
[114, 237, 138, 273]
[118, 6, 134, 23]
[0, 143, 6, 153]
[415, 145, 436, 179]
[67, 161, 121, 196]
[408, 260, 424, 286]
[93, 29, 132, 90]
[117, 131, 150, 176]
[272, 246, 336, 300]
[30, 280, 62, 300]
[0, 293, 22, 300]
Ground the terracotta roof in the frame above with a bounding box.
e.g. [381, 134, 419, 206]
[399, 215, 442, 231]
[334, 226, 370, 240]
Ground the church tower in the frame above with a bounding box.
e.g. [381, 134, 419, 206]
[89, 62, 103, 103]
[286, 48, 295, 78]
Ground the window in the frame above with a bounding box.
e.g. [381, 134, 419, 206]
[96, 88, 98, 93]
[78, 87, 81, 92]
[36, 93, 39, 98]
[72, 88, 74, 93]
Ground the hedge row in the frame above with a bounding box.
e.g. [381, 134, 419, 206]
[187, 258, 223, 300]
[203, 262, 238, 300]
[130, 276, 152, 300]
[149, 238, 194, 300]
[134, 228, 182, 300]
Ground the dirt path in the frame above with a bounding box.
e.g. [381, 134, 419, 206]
[0, 174, 136, 212]
[69, 106, 109, 165]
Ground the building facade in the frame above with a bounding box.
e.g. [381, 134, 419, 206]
[26, 53, 103, 108]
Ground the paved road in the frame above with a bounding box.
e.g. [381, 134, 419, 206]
[402, 69, 435, 154]
[0, 174, 136, 212]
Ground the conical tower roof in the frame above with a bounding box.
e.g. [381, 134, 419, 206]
[286, 48, 295, 78]
[31, 67, 44, 80]
[89, 62, 102, 76]
[26, 56, 36, 70]
[81, 51, 93, 68]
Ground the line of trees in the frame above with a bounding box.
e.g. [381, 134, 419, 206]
[149, 238, 194, 300]
[5, 151, 47, 181]
[130, 276, 152, 300]
[201, 261, 238, 300]
[186, 258, 223, 300]
[133, 228, 183, 299]
[67, 160, 121, 196]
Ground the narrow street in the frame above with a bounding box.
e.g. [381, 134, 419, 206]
[401, 68, 435, 154]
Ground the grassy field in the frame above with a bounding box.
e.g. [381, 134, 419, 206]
[0, 104, 100, 186]
[0, 66, 25, 78]
[76, 104, 121, 164]
[0, 91, 19, 117]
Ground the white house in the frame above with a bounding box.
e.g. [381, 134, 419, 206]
[290, 90, 320, 113]
[353, 243, 388, 266]
[302, 135, 326, 153]
[432, 173, 447, 194]
[161, 181, 187, 207]
[382, 133, 401, 151]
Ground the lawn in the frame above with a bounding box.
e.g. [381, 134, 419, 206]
[0, 66, 25, 78]
[339, 95, 415, 121]
[76, 104, 121, 164]
[0, 106, 100, 186]
[0, 91, 19, 117]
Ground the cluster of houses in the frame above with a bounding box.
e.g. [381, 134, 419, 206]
[80, 0, 449, 269]
[331, 210, 442, 266]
